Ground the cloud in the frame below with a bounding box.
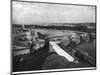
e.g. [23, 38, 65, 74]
[12, 1, 95, 24]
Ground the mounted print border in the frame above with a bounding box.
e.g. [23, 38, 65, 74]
[11, 0, 96, 74]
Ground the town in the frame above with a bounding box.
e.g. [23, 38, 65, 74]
[12, 23, 96, 72]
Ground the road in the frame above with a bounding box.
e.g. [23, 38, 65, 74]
[49, 41, 75, 62]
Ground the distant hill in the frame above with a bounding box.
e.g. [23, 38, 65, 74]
[12, 22, 96, 27]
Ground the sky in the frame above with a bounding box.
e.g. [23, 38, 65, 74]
[12, 1, 96, 24]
